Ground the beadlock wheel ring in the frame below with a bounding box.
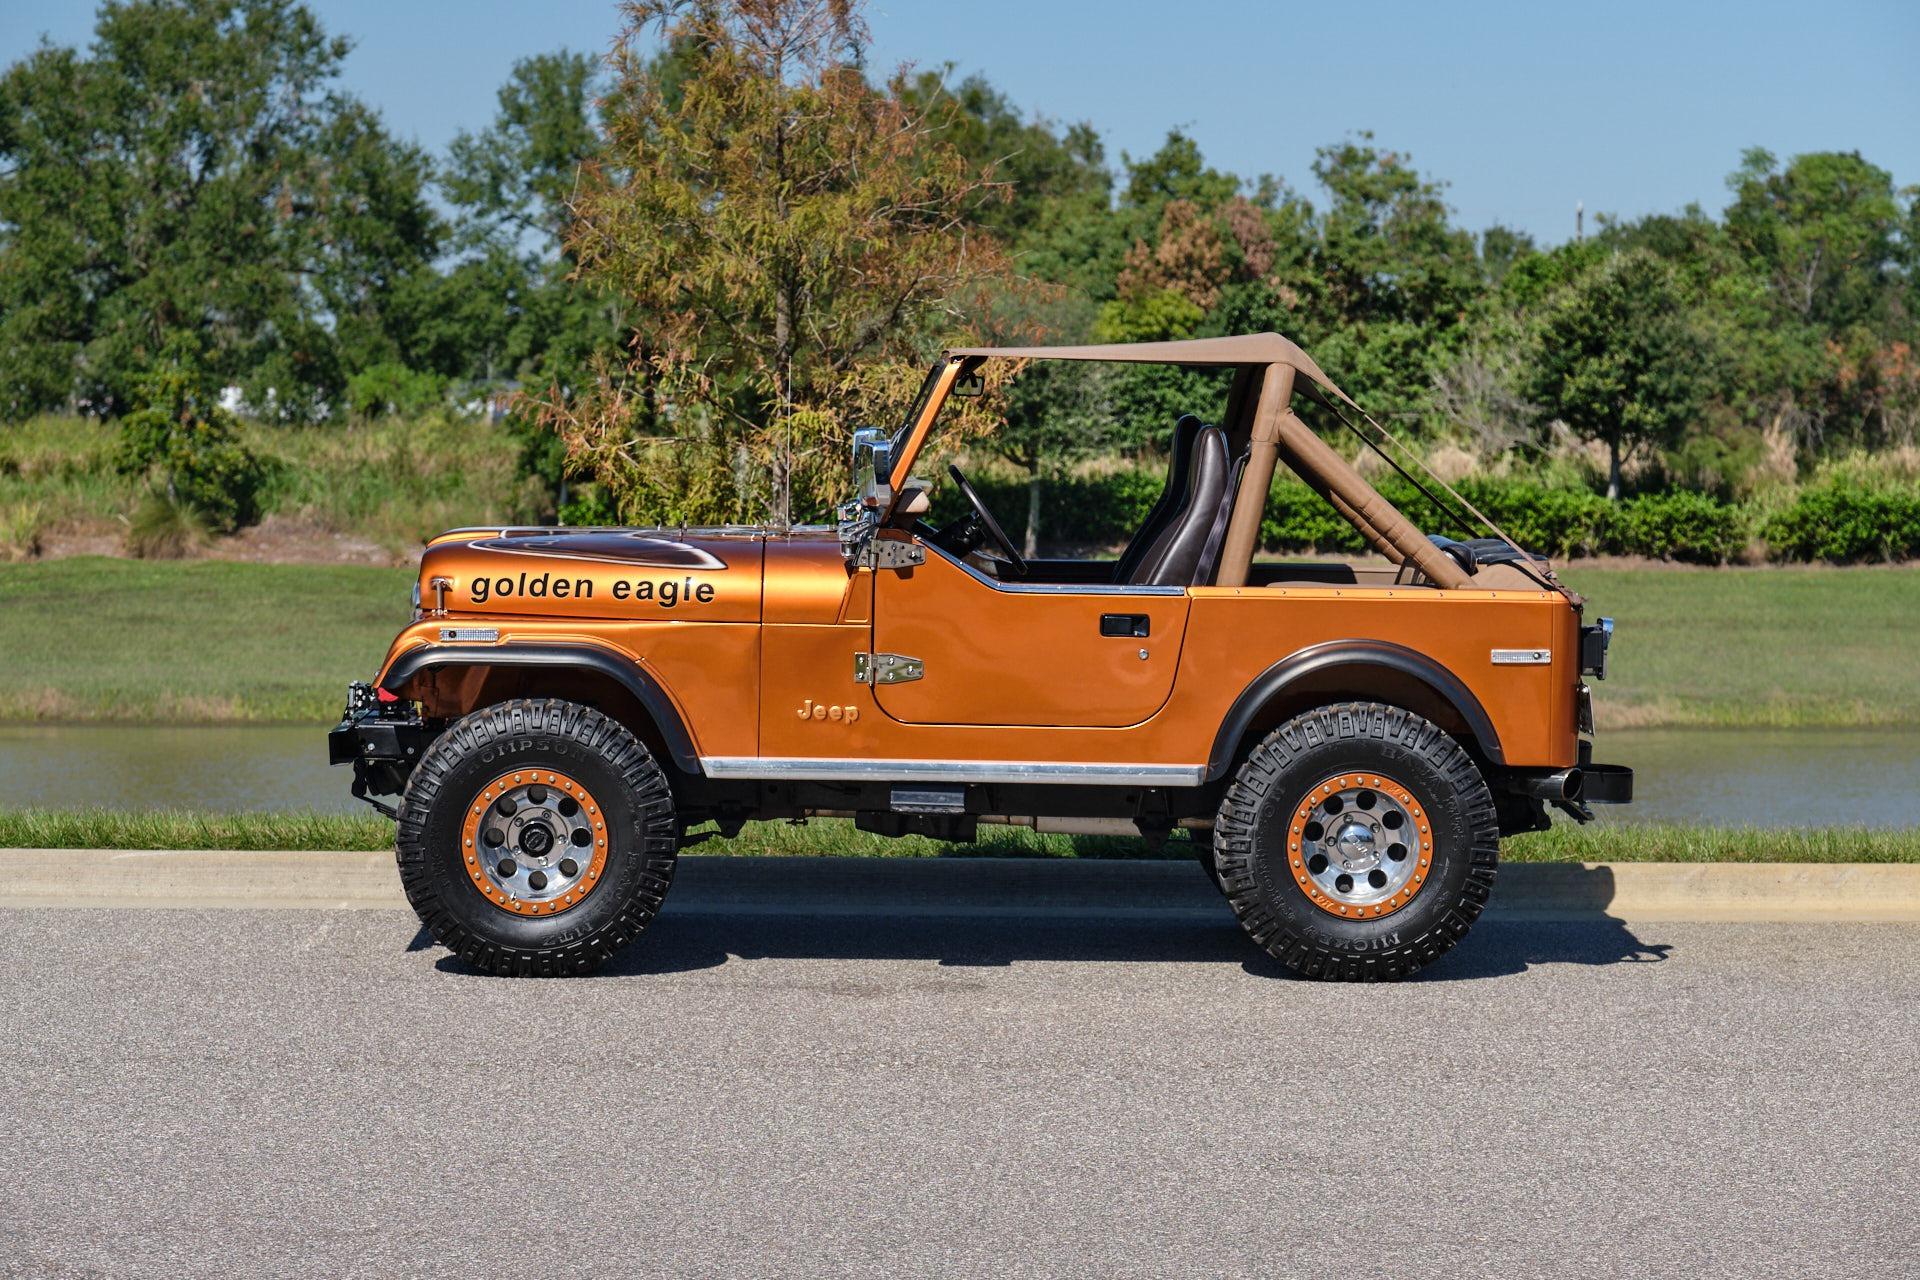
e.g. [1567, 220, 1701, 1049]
[1285, 772, 1435, 920]
[459, 769, 610, 916]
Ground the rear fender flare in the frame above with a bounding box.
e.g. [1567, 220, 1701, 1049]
[380, 643, 702, 775]
[1206, 640, 1504, 781]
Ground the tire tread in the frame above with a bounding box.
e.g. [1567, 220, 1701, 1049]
[395, 697, 678, 977]
[1212, 701, 1500, 981]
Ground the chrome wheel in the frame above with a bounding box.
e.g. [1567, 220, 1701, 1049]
[460, 770, 609, 915]
[1284, 772, 1434, 919]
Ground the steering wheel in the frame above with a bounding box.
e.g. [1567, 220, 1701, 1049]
[935, 464, 1029, 578]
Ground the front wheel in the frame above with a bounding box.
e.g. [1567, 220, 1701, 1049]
[396, 698, 679, 976]
[1211, 702, 1499, 981]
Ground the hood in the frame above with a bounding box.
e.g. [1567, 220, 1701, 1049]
[419, 527, 769, 622]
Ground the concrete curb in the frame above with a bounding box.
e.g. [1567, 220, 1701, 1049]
[2, 850, 1918, 923]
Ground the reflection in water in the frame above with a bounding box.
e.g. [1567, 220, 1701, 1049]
[0, 723, 1916, 827]
[0, 724, 355, 813]
[1593, 726, 1920, 829]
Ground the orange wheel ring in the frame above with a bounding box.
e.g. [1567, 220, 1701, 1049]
[1285, 772, 1435, 920]
[459, 769, 610, 916]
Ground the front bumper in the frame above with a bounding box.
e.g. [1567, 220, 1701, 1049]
[328, 682, 437, 804]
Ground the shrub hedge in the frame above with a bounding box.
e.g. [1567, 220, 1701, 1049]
[1761, 480, 1920, 562]
[932, 468, 1920, 564]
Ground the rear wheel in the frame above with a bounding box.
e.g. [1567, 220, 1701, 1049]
[1211, 701, 1498, 981]
[1191, 828, 1226, 894]
[396, 698, 678, 976]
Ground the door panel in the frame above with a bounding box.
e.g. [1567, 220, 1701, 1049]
[872, 545, 1190, 728]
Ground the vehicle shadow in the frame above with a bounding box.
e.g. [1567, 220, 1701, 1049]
[428, 858, 1672, 983]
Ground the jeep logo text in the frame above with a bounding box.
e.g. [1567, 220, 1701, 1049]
[796, 699, 860, 723]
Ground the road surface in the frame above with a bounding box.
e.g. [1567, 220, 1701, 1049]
[1, 874, 1914, 1278]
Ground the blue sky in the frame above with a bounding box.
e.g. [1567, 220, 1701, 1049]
[6, 0, 1916, 243]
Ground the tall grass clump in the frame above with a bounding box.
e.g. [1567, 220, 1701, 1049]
[257, 412, 542, 549]
[0, 501, 47, 561]
[124, 492, 209, 559]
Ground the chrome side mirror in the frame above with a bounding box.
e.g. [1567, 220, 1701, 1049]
[850, 426, 893, 509]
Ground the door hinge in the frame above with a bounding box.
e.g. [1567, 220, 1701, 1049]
[854, 537, 924, 571]
[855, 652, 924, 684]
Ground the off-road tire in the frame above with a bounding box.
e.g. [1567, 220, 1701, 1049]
[1191, 828, 1226, 894]
[1212, 701, 1499, 981]
[396, 698, 678, 976]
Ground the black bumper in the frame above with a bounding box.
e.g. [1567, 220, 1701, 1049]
[329, 682, 437, 801]
[1582, 763, 1633, 805]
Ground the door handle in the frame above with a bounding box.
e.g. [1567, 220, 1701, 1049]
[1100, 614, 1150, 638]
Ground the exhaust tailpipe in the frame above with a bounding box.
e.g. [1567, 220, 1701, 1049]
[1511, 768, 1584, 804]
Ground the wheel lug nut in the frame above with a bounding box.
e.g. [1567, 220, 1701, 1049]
[559, 858, 579, 877]
[528, 871, 548, 891]
[494, 796, 517, 817]
[527, 785, 548, 804]
[497, 859, 517, 877]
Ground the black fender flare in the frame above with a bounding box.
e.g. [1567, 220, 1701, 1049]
[380, 643, 702, 775]
[1206, 639, 1504, 781]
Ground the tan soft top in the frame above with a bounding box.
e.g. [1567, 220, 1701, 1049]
[944, 332, 1359, 412]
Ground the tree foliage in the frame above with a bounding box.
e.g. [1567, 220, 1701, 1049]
[0, 0, 439, 421]
[1521, 251, 1711, 498]
[537, 0, 1021, 525]
[4, 0, 1920, 542]
[115, 350, 266, 531]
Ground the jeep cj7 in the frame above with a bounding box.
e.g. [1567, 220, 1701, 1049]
[331, 333, 1631, 980]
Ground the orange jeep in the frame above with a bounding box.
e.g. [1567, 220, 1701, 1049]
[330, 333, 1630, 980]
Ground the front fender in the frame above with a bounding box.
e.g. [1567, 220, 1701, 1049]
[379, 640, 702, 775]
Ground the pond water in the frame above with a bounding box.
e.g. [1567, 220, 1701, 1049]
[0, 723, 1915, 828]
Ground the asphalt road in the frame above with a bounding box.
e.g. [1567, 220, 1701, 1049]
[2, 896, 1915, 1279]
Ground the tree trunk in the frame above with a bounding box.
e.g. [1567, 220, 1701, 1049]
[772, 287, 794, 530]
[1606, 438, 1622, 501]
[1024, 466, 1042, 559]
[770, 105, 794, 530]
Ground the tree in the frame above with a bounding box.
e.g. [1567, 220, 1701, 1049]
[115, 343, 266, 531]
[542, 0, 1018, 526]
[1726, 149, 1901, 331]
[437, 51, 618, 507]
[1293, 136, 1483, 426]
[904, 70, 1120, 298]
[0, 0, 441, 421]
[1521, 251, 1711, 499]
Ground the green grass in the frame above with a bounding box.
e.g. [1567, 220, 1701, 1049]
[2, 809, 1914, 862]
[1563, 565, 1920, 728]
[0, 558, 411, 722]
[0, 558, 1913, 728]
[0, 413, 538, 556]
[0, 808, 396, 852]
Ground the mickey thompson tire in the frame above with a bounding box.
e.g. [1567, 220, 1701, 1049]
[1212, 702, 1499, 981]
[396, 698, 678, 976]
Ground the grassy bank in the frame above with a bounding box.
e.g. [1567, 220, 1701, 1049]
[0, 558, 410, 722]
[0, 413, 536, 560]
[1561, 565, 1920, 727]
[0, 557, 1914, 727]
[1, 809, 1914, 862]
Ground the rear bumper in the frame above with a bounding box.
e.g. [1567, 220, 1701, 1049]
[1582, 763, 1633, 805]
[1497, 756, 1631, 830]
